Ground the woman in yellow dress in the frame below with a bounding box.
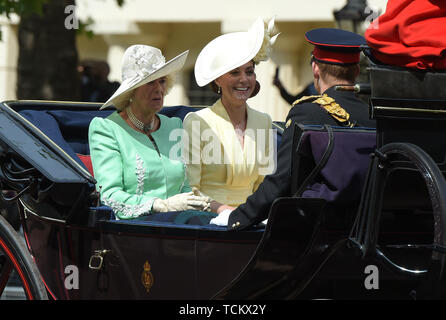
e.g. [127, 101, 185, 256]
[183, 17, 279, 214]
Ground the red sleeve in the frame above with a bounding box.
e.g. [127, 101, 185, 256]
[365, 0, 446, 70]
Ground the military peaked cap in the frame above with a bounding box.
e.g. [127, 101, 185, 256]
[305, 28, 366, 65]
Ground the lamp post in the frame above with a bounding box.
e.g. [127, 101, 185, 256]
[333, 0, 370, 33]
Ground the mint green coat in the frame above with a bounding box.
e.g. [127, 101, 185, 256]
[88, 111, 191, 219]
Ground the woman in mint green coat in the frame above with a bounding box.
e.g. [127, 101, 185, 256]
[88, 45, 211, 220]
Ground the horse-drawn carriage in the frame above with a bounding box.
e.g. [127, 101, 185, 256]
[1, 58, 446, 300]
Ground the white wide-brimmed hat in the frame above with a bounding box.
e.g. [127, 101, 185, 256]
[194, 17, 279, 87]
[101, 45, 189, 110]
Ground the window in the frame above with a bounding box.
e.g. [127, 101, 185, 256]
[186, 70, 220, 106]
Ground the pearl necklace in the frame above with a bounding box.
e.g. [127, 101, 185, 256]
[127, 107, 155, 133]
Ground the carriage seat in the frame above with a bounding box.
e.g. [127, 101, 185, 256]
[291, 124, 376, 207]
[368, 62, 446, 101]
[367, 61, 446, 168]
[362, 47, 446, 99]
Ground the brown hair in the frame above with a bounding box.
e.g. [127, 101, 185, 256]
[316, 61, 359, 83]
[209, 81, 220, 94]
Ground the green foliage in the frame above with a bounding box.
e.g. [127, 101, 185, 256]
[0, 0, 47, 40]
[0, 0, 125, 40]
[0, 0, 124, 18]
[76, 16, 94, 38]
[0, 0, 47, 18]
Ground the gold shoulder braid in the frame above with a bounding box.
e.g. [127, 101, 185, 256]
[291, 95, 322, 107]
[313, 94, 356, 127]
[288, 95, 322, 128]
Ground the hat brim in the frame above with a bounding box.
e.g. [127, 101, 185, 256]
[101, 50, 189, 110]
[194, 17, 265, 87]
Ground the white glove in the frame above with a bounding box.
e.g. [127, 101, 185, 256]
[192, 187, 212, 212]
[209, 209, 233, 226]
[152, 192, 211, 212]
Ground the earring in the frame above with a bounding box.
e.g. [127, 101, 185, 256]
[217, 86, 221, 94]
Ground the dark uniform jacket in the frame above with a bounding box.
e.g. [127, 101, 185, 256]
[227, 86, 376, 230]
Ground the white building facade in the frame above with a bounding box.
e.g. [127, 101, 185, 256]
[1, 0, 388, 121]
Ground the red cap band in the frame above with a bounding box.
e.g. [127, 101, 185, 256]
[313, 47, 360, 65]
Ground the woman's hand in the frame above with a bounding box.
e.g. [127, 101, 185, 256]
[191, 188, 235, 214]
[153, 192, 211, 212]
[192, 187, 212, 212]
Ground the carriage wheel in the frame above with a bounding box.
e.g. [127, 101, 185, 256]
[0, 214, 47, 300]
[349, 142, 446, 298]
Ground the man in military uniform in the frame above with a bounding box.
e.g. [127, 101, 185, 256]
[288, 28, 375, 128]
[211, 28, 376, 230]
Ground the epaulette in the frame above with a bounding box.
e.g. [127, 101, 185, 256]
[312, 94, 355, 127]
[291, 95, 322, 107]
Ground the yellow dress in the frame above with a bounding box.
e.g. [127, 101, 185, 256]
[183, 99, 276, 207]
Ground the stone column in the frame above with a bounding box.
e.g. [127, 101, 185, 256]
[0, 23, 18, 101]
[106, 44, 125, 83]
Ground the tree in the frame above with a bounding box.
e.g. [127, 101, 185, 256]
[17, 0, 80, 100]
[1, 0, 124, 101]
[0, 0, 47, 24]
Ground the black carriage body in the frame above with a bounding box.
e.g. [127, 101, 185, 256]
[21, 206, 260, 299]
[0, 82, 446, 300]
